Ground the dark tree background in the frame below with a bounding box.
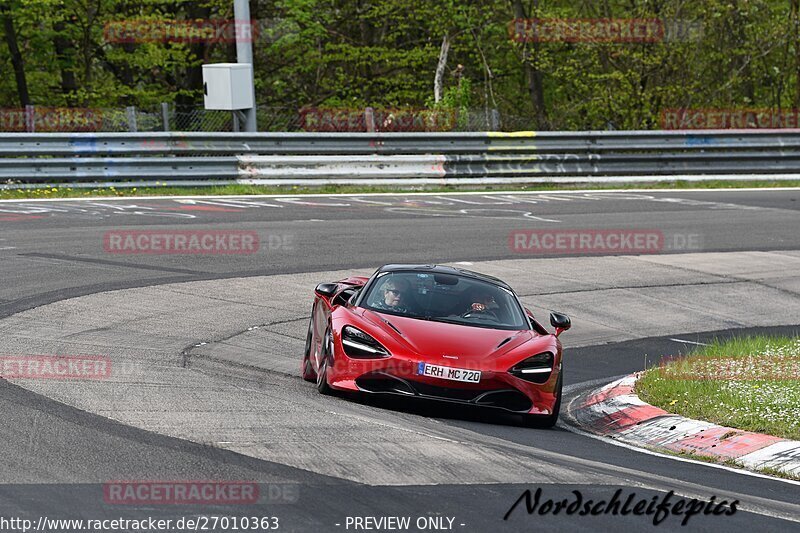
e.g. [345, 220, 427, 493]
[0, 0, 797, 130]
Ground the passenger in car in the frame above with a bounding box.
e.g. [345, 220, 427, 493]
[465, 287, 500, 317]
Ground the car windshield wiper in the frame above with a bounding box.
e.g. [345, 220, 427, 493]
[427, 316, 519, 330]
[428, 316, 470, 325]
[371, 308, 430, 320]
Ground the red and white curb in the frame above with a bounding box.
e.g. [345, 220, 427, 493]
[574, 374, 800, 478]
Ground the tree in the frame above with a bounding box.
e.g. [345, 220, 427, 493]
[1, 0, 30, 105]
[0, 0, 797, 132]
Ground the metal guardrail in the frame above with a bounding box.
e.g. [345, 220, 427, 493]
[1, 130, 800, 186]
[0, 157, 238, 182]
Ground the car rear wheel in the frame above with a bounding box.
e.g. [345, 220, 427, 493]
[522, 372, 562, 429]
[316, 328, 334, 395]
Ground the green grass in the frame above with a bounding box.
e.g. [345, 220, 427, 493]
[756, 466, 800, 481]
[1, 179, 800, 200]
[636, 335, 800, 440]
[655, 447, 732, 465]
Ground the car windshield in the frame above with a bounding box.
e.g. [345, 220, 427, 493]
[362, 271, 528, 330]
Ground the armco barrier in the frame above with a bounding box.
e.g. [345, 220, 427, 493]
[238, 155, 446, 179]
[2, 130, 800, 185]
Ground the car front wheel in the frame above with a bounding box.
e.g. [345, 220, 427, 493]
[316, 328, 334, 395]
[301, 317, 316, 382]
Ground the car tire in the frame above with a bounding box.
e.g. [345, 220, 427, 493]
[316, 328, 334, 395]
[522, 372, 562, 429]
[301, 317, 316, 382]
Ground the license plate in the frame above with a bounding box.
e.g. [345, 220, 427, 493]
[417, 363, 481, 383]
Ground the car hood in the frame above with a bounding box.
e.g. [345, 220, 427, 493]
[361, 310, 540, 361]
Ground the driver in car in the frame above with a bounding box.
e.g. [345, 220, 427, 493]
[465, 288, 499, 316]
[373, 278, 412, 313]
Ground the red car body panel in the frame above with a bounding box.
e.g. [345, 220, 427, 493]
[304, 268, 565, 417]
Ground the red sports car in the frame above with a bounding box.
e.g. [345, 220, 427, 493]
[301, 264, 570, 427]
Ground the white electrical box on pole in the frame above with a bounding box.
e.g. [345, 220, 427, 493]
[202, 1, 257, 131]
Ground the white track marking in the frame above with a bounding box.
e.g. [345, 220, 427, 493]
[275, 198, 351, 207]
[346, 197, 396, 205]
[460, 208, 561, 222]
[0, 187, 798, 203]
[383, 206, 562, 222]
[174, 199, 283, 208]
[522, 212, 562, 223]
[532, 194, 575, 201]
[434, 196, 490, 204]
[670, 338, 711, 346]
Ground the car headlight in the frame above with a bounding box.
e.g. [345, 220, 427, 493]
[509, 352, 554, 383]
[342, 326, 391, 359]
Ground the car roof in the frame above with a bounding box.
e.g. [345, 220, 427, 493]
[376, 264, 512, 290]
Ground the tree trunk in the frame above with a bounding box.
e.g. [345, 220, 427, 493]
[793, 0, 800, 108]
[52, 19, 78, 106]
[511, 0, 547, 129]
[433, 34, 450, 104]
[434, 34, 450, 104]
[731, 2, 754, 103]
[175, 4, 211, 124]
[1, 5, 31, 105]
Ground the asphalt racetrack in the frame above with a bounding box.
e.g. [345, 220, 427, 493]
[1, 188, 799, 532]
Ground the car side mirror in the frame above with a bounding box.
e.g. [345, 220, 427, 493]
[550, 311, 571, 336]
[315, 283, 338, 298]
[333, 287, 360, 307]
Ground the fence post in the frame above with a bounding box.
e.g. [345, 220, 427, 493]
[365, 107, 376, 132]
[25, 105, 35, 133]
[161, 102, 170, 131]
[490, 108, 501, 131]
[126, 106, 138, 132]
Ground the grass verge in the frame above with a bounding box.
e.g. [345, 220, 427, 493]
[635, 335, 800, 440]
[2, 179, 800, 200]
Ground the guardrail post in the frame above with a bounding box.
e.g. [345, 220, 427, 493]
[25, 105, 35, 133]
[161, 102, 170, 131]
[490, 109, 501, 131]
[365, 107, 376, 133]
[126, 106, 138, 132]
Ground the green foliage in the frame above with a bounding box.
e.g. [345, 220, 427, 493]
[1, 0, 799, 130]
[428, 78, 471, 129]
